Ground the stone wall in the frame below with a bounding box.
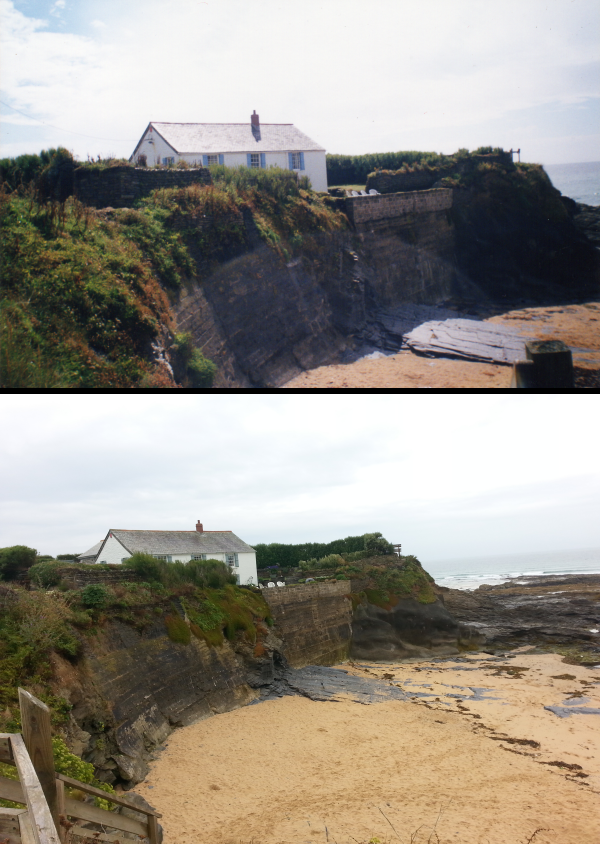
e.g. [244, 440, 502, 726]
[74, 166, 212, 209]
[262, 581, 353, 667]
[345, 189, 453, 226]
[50, 566, 141, 589]
[366, 170, 445, 194]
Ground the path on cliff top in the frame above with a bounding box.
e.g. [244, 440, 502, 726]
[283, 302, 600, 389]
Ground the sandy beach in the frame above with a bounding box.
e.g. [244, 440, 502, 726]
[282, 303, 600, 389]
[133, 649, 600, 844]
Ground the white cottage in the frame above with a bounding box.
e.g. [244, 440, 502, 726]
[130, 111, 328, 192]
[79, 520, 257, 585]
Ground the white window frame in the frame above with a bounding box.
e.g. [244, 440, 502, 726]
[153, 554, 172, 562]
[206, 155, 219, 166]
[226, 553, 239, 568]
[250, 153, 260, 168]
[191, 554, 207, 561]
[291, 152, 302, 170]
[162, 157, 174, 166]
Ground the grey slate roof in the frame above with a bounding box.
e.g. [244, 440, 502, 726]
[109, 530, 256, 556]
[150, 122, 325, 154]
[77, 540, 103, 561]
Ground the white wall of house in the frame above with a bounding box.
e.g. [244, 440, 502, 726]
[93, 536, 257, 585]
[131, 131, 328, 192]
[178, 151, 328, 192]
[95, 535, 132, 565]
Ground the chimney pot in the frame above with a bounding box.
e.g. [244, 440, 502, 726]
[251, 110, 260, 128]
[196, 520, 204, 532]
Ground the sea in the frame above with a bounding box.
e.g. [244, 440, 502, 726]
[424, 546, 600, 591]
[543, 161, 600, 206]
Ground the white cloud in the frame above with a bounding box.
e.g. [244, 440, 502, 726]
[0, 395, 598, 559]
[1, 0, 599, 162]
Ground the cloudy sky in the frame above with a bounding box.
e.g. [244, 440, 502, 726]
[1, 0, 598, 165]
[1, 395, 598, 576]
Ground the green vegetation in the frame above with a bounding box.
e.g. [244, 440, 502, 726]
[122, 552, 237, 589]
[327, 151, 447, 185]
[171, 331, 216, 387]
[255, 532, 387, 569]
[1, 152, 345, 388]
[0, 736, 115, 811]
[0, 545, 38, 580]
[360, 555, 437, 606]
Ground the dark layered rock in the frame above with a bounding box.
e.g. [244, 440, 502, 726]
[350, 597, 482, 661]
[439, 574, 600, 654]
[262, 581, 353, 667]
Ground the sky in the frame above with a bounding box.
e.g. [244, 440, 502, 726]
[0, 0, 598, 166]
[1, 395, 599, 575]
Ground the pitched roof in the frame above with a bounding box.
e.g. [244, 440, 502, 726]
[77, 540, 103, 561]
[109, 529, 255, 556]
[150, 122, 325, 154]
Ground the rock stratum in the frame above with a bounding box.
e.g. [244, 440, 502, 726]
[440, 573, 600, 659]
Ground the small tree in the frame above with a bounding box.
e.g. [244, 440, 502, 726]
[0, 545, 38, 580]
[363, 533, 393, 556]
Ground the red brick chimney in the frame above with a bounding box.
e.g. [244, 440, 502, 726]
[196, 520, 204, 532]
[251, 110, 259, 128]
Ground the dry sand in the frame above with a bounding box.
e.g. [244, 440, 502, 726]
[133, 649, 600, 844]
[282, 303, 600, 389]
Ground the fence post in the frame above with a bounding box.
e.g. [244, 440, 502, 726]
[511, 340, 573, 388]
[18, 690, 59, 836]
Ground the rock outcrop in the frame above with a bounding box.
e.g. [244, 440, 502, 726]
[439, 574, 600, 656]
[350, 597, 482, 661]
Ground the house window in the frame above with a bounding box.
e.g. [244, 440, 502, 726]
[226, 554, 239, 568]
[153, 554, 172, 562]
[206, 155, 219, 166]
[192, 554, 207, 561]
[250, 153, 260, 168]
[162, 157, 174, 166]
[291, 152, 302, 170]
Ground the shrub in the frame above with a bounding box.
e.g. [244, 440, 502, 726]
[165, 613, 191, 644]
[14, 590, 80, 657]
[0, 545, 38, 580]
[121, 553, 164, 582]
[363, 533, 393, 556]
[171, 332, 216, 388]
[80, 584, 110, 608]
[29, 560, 64, 588]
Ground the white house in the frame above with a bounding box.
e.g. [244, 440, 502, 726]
[129, 111, 328, 192]
[78, 520, 258, 585]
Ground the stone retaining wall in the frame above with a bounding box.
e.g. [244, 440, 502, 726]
[74, 166, 212, 209]
[345, 188, 453, 226]
[262, 581, 352, 667]
[51, 566, 141, 588]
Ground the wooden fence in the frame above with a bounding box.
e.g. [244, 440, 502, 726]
[0, 690, 160, 844]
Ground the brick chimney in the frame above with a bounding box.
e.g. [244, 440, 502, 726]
[251, 110, 259, 128]
[196, 520, 204, 532]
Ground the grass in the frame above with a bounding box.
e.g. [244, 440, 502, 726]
[1, 161, 345, 388]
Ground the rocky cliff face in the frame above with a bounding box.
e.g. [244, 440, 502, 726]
[172, 182, 599, 387]
[54, 617, 280, 788]
[350, 597, 482, 661]
[262, 582, 353, 667]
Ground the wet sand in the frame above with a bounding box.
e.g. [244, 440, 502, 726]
[133, 649, 600, 844]
[283, 302, 600, 389]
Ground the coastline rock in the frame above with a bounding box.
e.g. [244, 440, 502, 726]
[350, 597, 483, 660]
[439, 573, 600, 655]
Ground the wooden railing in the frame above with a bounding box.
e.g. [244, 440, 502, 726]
[0, 689, 160, 844]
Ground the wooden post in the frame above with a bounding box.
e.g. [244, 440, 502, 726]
[10, 734, 60, 844]
[511, 340, 573, 388]
[54, 779, 65, 844]
[525, 339, 573, 388]
[510, 359, 536, 388]
[18, 689, 59, 835]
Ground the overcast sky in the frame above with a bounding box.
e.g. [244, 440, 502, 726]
[1, 395, 598, 574]
[1, 0, 598, 165]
